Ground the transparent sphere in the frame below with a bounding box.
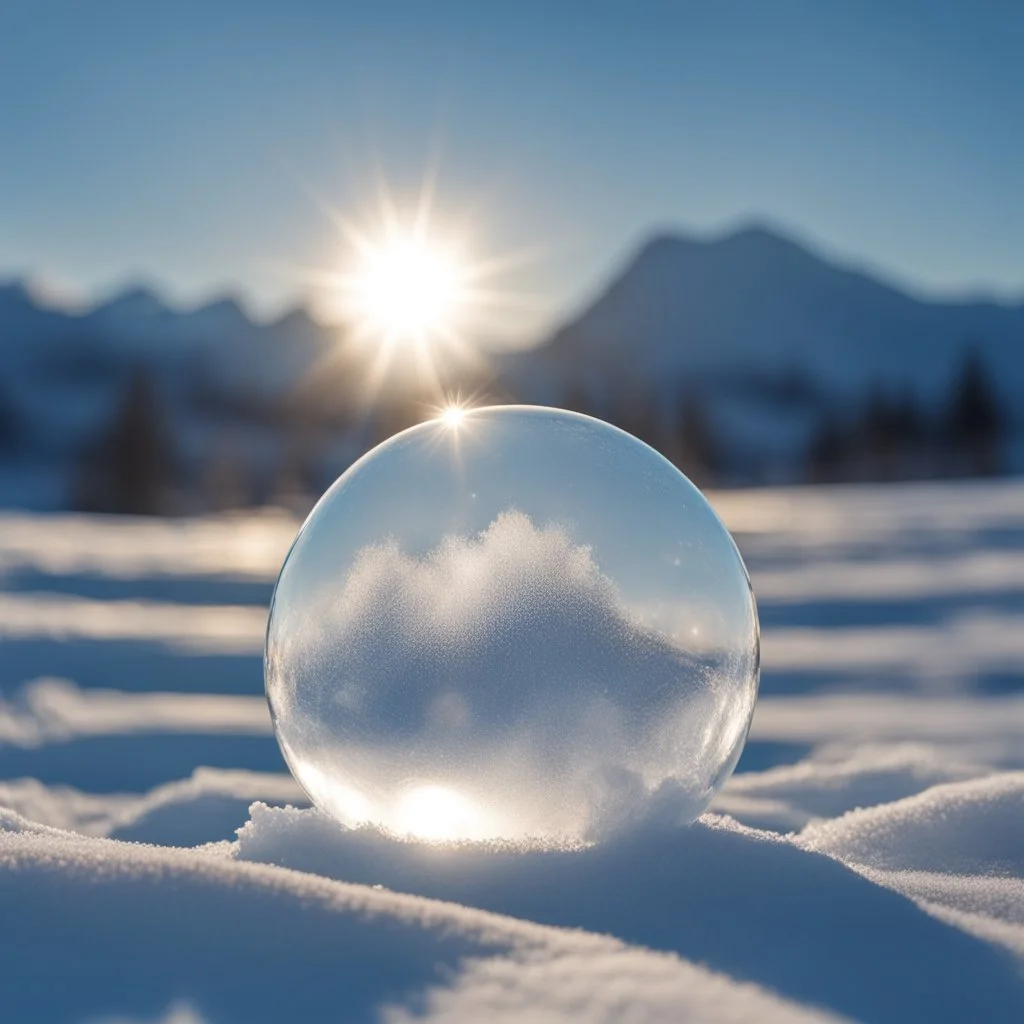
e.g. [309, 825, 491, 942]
[265, 406, 759, 842]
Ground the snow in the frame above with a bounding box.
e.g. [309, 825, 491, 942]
[0, 808, 842, 1024]
[232, 803, 1024, 1023]
[798, 774, 1024, 962]
[712, 743, 988, 832]
[0, 768, 303, 844]
[1, 479, 1023, 1020]
[0, 678, 271, 747]
[0, 593, 265, 652]
[0, 508, 295, 580]
[800, 772, 1024, 875]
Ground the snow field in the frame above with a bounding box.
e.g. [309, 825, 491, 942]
[1, 480, 1023, 1021]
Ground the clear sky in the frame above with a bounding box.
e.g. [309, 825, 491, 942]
[1, 1, 1021, 339]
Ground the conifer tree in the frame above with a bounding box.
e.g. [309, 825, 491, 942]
[72, 366, 178, 514]
[946, 346, 1003, 476]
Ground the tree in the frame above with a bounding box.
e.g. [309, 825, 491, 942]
[611, 380, 662, 454]
[72, 366, 178, 515]
[807, 411, 850, 483]
[269, 430, 322, 515]
[861, 383, 916, 481]
[946, 346, 1003, 476]
[200, 430, 253, 512]
[0, 384, 19, 450]
[674, 388, 718, 486]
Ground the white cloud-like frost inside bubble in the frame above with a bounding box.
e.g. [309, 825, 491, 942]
[271, 511, 754, 838]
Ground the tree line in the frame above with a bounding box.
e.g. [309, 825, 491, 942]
[70, 345, 1008, 515]
[807, 347, 1004, 483]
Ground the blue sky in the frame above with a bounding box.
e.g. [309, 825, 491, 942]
[1, 1, 1021, 338]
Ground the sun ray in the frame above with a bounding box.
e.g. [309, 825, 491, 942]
[285, 170, 540, 429]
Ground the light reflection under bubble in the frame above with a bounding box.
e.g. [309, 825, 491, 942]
[393, 785, 493, 842]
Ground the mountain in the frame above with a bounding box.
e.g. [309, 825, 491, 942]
[1, 222, 1022, 510]
[90, 283, 169, 323]
[525, 225, 1024, 405]
[0, 278, 81, 352]
[0, 281, 340, 511]
[501, 224, 1024, 481]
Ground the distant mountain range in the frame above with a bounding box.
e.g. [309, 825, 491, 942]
[0, 278, 329, 389]
[523, 224, 1024, 403]
[0, 222, 1021, 509]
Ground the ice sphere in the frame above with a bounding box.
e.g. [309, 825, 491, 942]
[265, 406, 759, 842]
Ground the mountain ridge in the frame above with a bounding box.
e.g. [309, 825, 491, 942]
[5, 222, 1023, 329]
[529, 223, 1024, 406]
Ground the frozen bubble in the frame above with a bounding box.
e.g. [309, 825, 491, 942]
[265, 406, 759, 842]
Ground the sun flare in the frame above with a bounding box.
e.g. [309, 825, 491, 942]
[345, 231, 470, 347]
[438, 404, 467, 428]
[292, 172, 538, 410]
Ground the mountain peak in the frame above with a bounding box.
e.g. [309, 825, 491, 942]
[0, 278, 35, 308]
[718, 221, 810, 251]
[270, 304, 322, 333]
[92, 283, 168, 320]
[539, 216, 1020, 401]
[191, 294, 247, 318]
[632, 222, 815, 267]
[184, 294, 253, 335]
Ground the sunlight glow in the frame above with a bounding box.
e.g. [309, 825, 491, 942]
[438, 404, 467, 429]
[293, 759, 374, 827]
[345, 232, 470, 346]
[289, 171, 538, 413]
[393, 784, 489, 841]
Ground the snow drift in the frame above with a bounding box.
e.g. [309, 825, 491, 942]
[235, 802, 1024, 1024]
[0, 808, 841, 1024]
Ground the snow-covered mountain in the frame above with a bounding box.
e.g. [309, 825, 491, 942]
[499, 224, 1024, 481]
[518, 224, 1024, 407]
[0, 279, 333, 383]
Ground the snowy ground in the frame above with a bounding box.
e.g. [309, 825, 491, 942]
[1, 480, 1023, 1022]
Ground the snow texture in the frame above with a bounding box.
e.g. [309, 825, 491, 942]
[800, 772, 1024, 875]
[1, 481, 1024, 1021]
[0, 808, 842, 1024]
[233, 802, 1024, 1024]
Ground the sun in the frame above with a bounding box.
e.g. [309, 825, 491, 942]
[344, 230, 470, 347]
[327, 207, 488, 399]
[290, 171, 539, 409]
[438, 403, 467, 428]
